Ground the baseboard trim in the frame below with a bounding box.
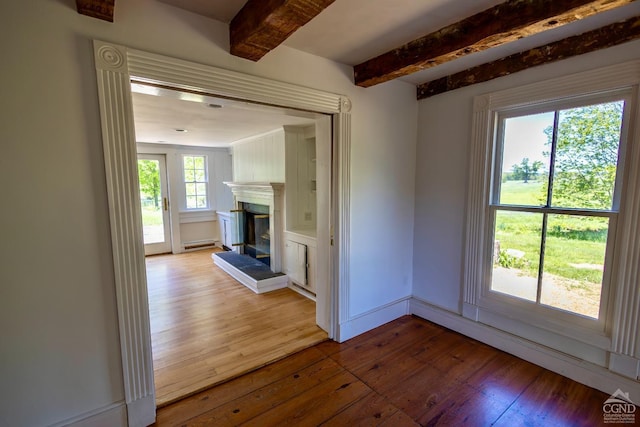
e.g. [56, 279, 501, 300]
[410, 297, 640, 397]
[338, 297, 410, 342]
[53, 401, 127, 427]
[126, 394, 156, 427]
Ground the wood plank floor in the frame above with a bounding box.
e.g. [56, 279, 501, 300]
[154, 315, 613, 426]
[146, 248, 327, 407]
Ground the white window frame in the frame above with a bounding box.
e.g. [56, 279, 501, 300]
[182, 154, 209, 210]
[463, 60, 640, 357]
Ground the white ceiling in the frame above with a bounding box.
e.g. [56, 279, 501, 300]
[131, 84, 316, 147]
[144, 0, 640, 147]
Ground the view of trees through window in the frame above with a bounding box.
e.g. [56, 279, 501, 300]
[184, 155, 208, 209]
[491, 100, 624, 319]
[138, 158, 165, 244]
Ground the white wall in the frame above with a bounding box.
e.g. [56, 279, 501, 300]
[232, 128, 286, 182]
[413, 39, 640, 312]
[0, 0, 417, 425]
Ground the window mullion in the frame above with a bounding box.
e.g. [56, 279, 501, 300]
[546, 110, 560, 207]
[537, 212, 548, 304]
[535, 111, 558, 304]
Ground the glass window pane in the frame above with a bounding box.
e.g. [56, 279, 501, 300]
[195, 170, 205, 182]
[183, 156, 194, 170]
[551, 101, 623, 210]
[196, 196, 207, 208]
[185, 183, 196, 196]
[491, 211, 542, 302]
[184, 169, 195, 182]
[194, 156, 205, 169]
[186, 196, 197, 209]
[498, 112, 553, 206]
[196, 183, 207, 196]
[138, 159, 165, 245]
[540, 214, 608, 318]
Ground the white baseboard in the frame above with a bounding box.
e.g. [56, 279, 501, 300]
[126, 394, 156, 427]
[410, 297, 640, 397]
[288, 282, 317, 301]
[54, 402, 127, 427]
[338, 297, 410, 342]
[183, 239, 218, 251]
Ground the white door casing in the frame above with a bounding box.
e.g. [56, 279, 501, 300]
[93, 40, 351, 426]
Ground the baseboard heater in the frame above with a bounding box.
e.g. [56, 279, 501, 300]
[183, 240, 218, 251]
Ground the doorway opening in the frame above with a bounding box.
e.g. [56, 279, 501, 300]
[93, 40, 350, 424]
[130, 83, 333, 405]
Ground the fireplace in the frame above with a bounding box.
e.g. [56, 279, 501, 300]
[224, 182, 284, 273]
[237, 202, 271, 267]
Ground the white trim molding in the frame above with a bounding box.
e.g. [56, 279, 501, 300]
[53, 402, 127, 427]
[462, 59, 640, 383]
[334, 111, 351, 339]
[93, 40, 351, 425]
[411, 298, 640, 397]
[338, 297, 411, 342]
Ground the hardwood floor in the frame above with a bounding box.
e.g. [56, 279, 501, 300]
[146, 248, 327, 407]
[154, 315, 612, 426]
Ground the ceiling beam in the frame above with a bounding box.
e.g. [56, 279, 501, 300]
[76, 0, 115, 22]
[417, 16, 640, 100]
[354, 0, 635, 88]
[230, 0, 336, 61]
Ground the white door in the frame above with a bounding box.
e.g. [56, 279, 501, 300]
[137, 154, 172, 255]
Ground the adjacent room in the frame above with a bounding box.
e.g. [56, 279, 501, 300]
[130, 84, 331, 405]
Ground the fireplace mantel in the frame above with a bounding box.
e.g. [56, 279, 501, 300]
[224, 182, 285, 274]
[224, 182, 284, 204]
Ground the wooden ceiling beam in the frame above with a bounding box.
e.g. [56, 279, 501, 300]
[76, 0, 115, 22]
[354, 0, 635, 88]
[230, 0, 336, 61]
[417, 16, 640, 100]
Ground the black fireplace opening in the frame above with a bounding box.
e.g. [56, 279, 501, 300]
[240, 202, 270, 267]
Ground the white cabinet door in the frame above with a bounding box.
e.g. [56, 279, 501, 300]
[217, 213, 236, 251]
[285, 240, 307, 286]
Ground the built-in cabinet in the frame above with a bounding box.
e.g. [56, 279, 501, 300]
[284, 125, 317, 296]
[216, 211, 235, 251]
[284, 231, 316, 294]
[228, 125, 319, 297]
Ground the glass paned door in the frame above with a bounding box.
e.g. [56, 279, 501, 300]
[137, 154, 171, 255]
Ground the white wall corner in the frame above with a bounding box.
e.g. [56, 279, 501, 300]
[126, 394, 156, 427]
[410, 297, 640, 397]
[609, 353, 640, 380]
[337, 297, 410, 342]
[55, 402, 127, 427]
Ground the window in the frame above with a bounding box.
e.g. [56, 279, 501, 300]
[183, 155, 208, 209]
[463, 61, 640, 355]
[490, 98, 626, 321]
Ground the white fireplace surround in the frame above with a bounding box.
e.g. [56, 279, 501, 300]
[224, 182, 285, 273]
